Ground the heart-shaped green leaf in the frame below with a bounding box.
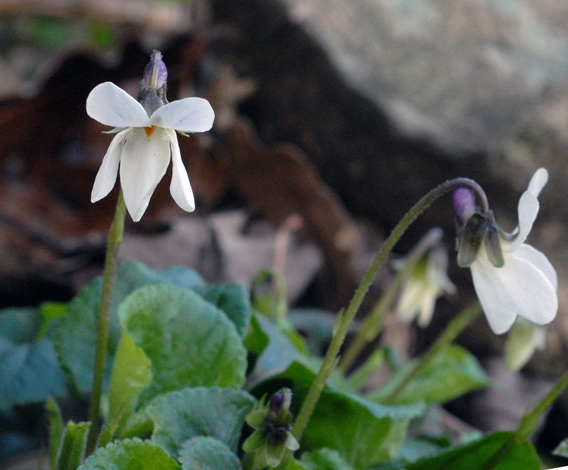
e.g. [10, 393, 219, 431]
[198, 283, 251, 337]
[147, 387, 255, 457]
[369, 345, 489, 404]
[179, 436, 242, 470]
[406, 432, 541, 470]
[55, 261, 204, 393]
[300, 448, 353, 470]
[107, 332, 153, 435]
[78, 438, 179, 470]
[119, 284, 247, 403]
[0, 308, 66, 408]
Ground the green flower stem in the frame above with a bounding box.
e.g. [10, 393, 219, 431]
[86, 191, 126, 455]
[382, 302, 481, 404]
[338, 273, 401, 373]
[484, 372, 568, 470]
[275, 178, 488, 469]
[516, 372, 568, 440]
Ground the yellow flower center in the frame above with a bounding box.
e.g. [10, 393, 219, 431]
[144, 125, 157, 139]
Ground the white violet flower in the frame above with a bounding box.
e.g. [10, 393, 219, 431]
[396, 229, 456, 327]
[452, 168, 557, 334]
[86, 77, 214, 222]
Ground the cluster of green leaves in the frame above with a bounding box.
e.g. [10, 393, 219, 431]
[0, 261, 557, 469]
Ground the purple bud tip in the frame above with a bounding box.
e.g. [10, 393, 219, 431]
[269, 388, 292, 412]
[452, 187, 477, 223]
[142, 50, 168, 89]
[269, 393, 284, 412]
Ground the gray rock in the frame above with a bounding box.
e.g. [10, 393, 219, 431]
[211, 0, 568, 223]
[281, 0, 568, 155]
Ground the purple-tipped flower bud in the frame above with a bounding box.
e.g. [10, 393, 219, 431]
[452, 187, 477, 224]
[142, 50, 168, 89]
[269, 393, 284, 411]
[269, 388, 292, 413]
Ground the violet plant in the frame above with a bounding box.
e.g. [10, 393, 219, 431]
[0, 50, 565, 470]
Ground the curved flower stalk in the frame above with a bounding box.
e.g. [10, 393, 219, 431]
[86, 73, 214, 221]
[452, 168, 557, 334]
[395, 230, 455, 327]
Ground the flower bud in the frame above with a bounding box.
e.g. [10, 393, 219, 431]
[250, 269, 286, 321]
[504, 318, 546, 371]
[243, 388, 299, 469]
[269, 388, 292, 413]
[142, 50, 168, 89]
[452, 187, 477, 224]
[395, 230, 455, 328]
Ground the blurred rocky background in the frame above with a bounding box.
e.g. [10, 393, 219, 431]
[0, 0, 567, 467]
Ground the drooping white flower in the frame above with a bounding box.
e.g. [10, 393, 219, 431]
[396, 234, 455, 327]
[453, 169, 557, 334]
[86, 81, 214, 222]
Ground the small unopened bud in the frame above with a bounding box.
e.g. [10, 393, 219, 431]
[250, 269, 286, 321]
[243, 388, 299, 469]
[139, 50, 168, 116]
[269, 392, 284, 411]
[452, 187, 477, 224]
[142, 50, 168, 89]
[269, 388, 292, 413]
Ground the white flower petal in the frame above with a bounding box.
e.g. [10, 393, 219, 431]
[150, 97, 215, 133]
[527, 167, 548, 196]
[168, 130, 195, 212]
[397, 280, 425, 323]
[119, 128, 171, 222]
[91, 129, 130, 202]
[471, 247, 557, 334]
[470, 262, 517, 334]
[508, 168, 548, 251]
[86, 82, 150, 128]
[417, 288, 438, 327]
[514, 244, 557, 290]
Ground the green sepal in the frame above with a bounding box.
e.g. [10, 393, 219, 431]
[57, 421, 91, 470]
[242, 430, 264, 453]
[553, 437, 568, 458]
[101, 127, 124, 134]
[246, 408, 269, 428]
[456, 213, 487, 267]
[484, 218, 504, 268]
